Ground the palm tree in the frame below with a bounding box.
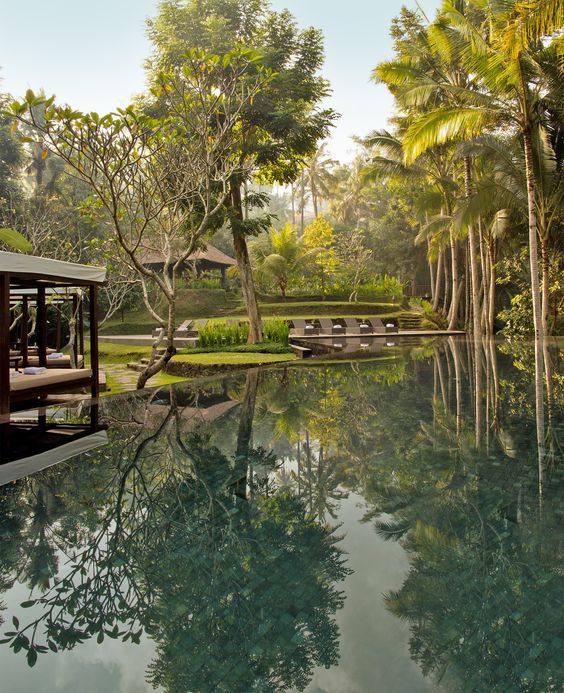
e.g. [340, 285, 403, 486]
[249, 224, 305, 299]
[399, 0, 564, 340]
[304, 144, 338, 218]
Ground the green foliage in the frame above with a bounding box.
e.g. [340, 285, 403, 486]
[0, 227, 32, 252]
[302, 216, 339, 296]
[179, 342, 292, 355]
[249, 224, 305, 298]
[198, 319, 250, 347]
[262, 318, 290, 346]
[198, 318, 289, 347]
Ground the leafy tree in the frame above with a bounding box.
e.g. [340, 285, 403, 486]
[249, 223, 305, 299]
[144, 0, 336, 342]
[9, 48, 271, 386]
[302, 216, 339, 297]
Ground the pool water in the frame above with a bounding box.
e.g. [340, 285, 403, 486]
[0, 337, 562, 692]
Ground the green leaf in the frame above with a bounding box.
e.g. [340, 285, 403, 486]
[0, 228, 33, 252]
[26, 648, 37, 667]
[20, 601, 36, 608]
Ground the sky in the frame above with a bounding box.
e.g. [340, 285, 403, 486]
[0, 0, 442, 162]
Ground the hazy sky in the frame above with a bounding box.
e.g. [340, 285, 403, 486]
[1, 0, 441, 161]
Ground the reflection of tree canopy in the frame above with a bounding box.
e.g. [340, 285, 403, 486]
[1, 338, 561, 690]
[0, 384, 349, 691]
[357, 340, 564, 691]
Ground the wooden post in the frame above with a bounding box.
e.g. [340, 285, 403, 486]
[72, 294, 78, 366]
[37, 286, 47, 367]
[0, 273, 10, 416]
[78, 295, 84, 358]
[55, 303, 62, 351]
[21, 296, 29, 367]
[89, 285, 99, 399]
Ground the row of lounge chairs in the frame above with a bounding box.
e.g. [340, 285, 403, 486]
[290, 317, 398, 336]
[151, 316, 399, 341]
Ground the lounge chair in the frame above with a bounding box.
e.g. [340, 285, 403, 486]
[366, 317, 386, 334]
[344, 318, 361, 335]
[290, 319, 318, 337]
[174, 320, 194, 337]
[193, 319, 208, 331]
[319, 318, 345, 336]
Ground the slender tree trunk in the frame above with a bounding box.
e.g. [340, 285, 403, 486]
[488, 240, 496, 336]
[291, 183, 296, 226]
[433, 248, 443, 313]
[464, 157, 482, 338]
[522, 126, 544, 341]
[447, 232, 460, 330]
[428, 240, 435, 305]
[230, 182, 262, 343]
[540, 236, 550, 335]
[442, 247, 450, 316]
[312, 183, 319, 218]
[300, 171, 306, 235]
[478, 217, 489, 334]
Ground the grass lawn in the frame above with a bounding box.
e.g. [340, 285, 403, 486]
[172, 352, 295, 365]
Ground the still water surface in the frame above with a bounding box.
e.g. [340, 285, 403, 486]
[0, 337, 562, 692]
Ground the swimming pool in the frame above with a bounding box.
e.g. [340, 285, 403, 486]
[0, 337, 562, 692]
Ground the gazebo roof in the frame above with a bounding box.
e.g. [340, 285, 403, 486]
[142, 243, 236, 268]
[0, 251, 107, 286]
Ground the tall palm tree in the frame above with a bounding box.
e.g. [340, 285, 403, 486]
[399, 0, 564, 340]
[304, 143, 338, 218]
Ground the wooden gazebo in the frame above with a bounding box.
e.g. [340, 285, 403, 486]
[0, 251, 106, 415]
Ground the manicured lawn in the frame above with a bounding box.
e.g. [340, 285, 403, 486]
[172, 352, 295, 365]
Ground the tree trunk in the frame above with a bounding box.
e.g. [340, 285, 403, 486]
[464, 157, 482, 338]
[447, 232, 460, 330]
[522, 126, 544, 341]
[540, 236, 550, 335]
[137, 299, 176, 389]
[291, 183, 296, 226]
[300, 172, 306, 234]
[442, 247, 450, 316]
[433, 248, 443, 313]
[230, 183, 262, 343]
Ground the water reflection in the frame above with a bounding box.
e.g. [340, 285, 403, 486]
[0, 337, 562, 692]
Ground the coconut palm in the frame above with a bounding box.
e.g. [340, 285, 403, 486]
[398, 0, 564, 339]
[304, 143, 338, 218]
[249, 223, 306, 299]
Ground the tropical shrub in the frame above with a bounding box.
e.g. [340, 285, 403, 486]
[262, 318, 290, 346]
[198, 320, 250, 347]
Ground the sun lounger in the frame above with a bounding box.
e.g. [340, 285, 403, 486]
[9, 368, 93, 403]
[319, 318, 345, 336]
[344, 318, 361, 334]
[289, 319, 318, 336]
[367, 317, 386, 334]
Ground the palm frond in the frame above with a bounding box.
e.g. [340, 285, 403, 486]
[403, 107, 493, 163]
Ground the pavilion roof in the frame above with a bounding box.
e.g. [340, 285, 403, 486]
[142, 243, 236, 268]
[0, 251, 106, 286]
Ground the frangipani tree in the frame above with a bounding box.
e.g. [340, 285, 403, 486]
[8, 47, 273, 387]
